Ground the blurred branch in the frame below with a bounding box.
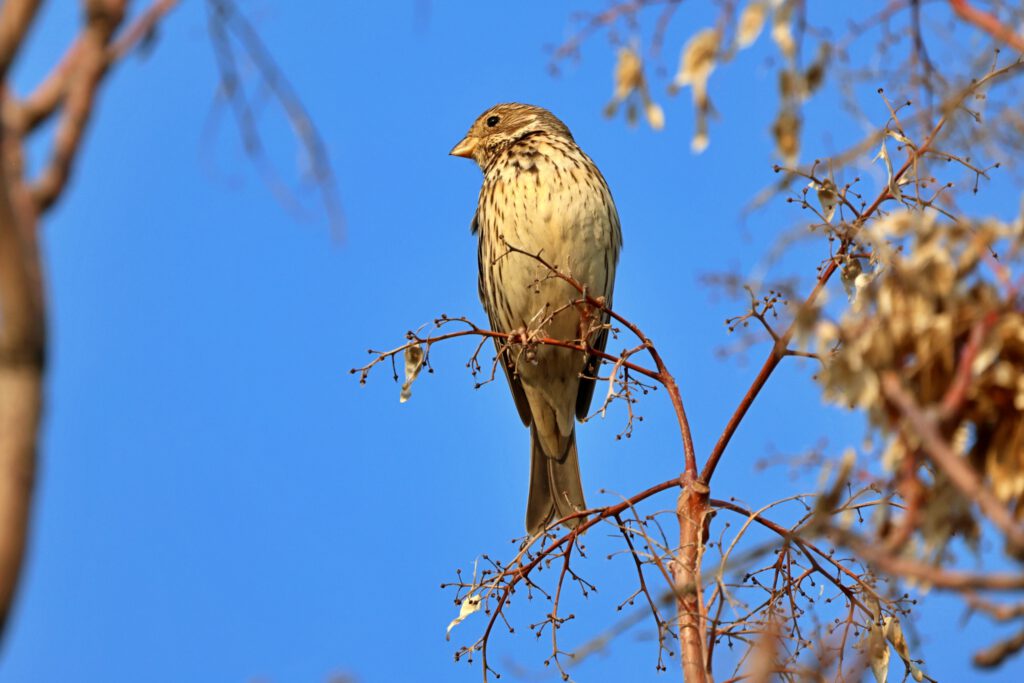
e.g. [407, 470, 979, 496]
[950, 0, 1024, 53]
[19, 0, 184, 211]
[11, 0, 179, 135]
[0, 120, 43, 648]
[845, 535, 1024, 590]
[973, 627, 1024, 668]
[966, 594, 1024, 621]
[880, 372, 1024, 554]
[206, 0, 344, 234]
[29, 0, 127, 211]
[0, 0, 41, 80]
[109, 0, 177, 58]
[549, 0, 664, 68]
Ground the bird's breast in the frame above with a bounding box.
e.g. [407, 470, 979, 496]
[477, 142, 621, 335]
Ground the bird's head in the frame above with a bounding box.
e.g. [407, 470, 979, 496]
[449, 103, 573, 169]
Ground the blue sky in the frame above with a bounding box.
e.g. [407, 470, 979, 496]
[1, 1, 1020, 682]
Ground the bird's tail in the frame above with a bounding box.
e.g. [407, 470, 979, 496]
[526, 424, 586, 536]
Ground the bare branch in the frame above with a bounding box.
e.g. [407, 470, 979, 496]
[950, 0, 1024, 54]
[0, 119, 43, 647]
[10, 0, 180, 135]
[973, 627, 1024, 668]
[205, 0, 344, 234]
[0, 0, 41, 80]
[29, 0, 128, 211]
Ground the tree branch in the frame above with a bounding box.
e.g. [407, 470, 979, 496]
[950, 0, 1024, 53]
[0, 0, 41, 81]
[10, 0, 180, 136]
[0, 124, 43, 648]
[700, 57, 1024, 485]
[29, 0, 127, 211]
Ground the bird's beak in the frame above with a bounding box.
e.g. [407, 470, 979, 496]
[449, 136, 477, 159]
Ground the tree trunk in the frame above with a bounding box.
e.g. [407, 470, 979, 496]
[675, 474, 710, 682]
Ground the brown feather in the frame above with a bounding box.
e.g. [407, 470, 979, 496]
[453, 103, 622, 534]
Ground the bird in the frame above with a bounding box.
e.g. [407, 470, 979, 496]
[450, 103, 622, 536]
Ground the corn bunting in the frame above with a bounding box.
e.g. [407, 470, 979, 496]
[450, 103, 622, 535]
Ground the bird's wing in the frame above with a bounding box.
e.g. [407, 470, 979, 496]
[494, 340, 533, 427]
[576, 164, 621, 421]
[575, 318, 609, 421]
[475, 208, 533, 427]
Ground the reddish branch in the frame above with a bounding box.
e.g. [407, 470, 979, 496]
[938, 311, 998, 420]
[950, 0, 1024, 53]
[360, 243, 709, 678]
[353, 321, 662, 385]
[614, 513, 672, 669]
[674, 476, 710, 682]
[470, 479, 679, 678]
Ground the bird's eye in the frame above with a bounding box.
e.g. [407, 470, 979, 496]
[486, 115, 501, 127]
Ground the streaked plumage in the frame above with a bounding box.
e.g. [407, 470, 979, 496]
[450, 103, 622, 535]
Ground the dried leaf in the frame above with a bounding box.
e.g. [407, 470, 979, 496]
[771, 0, 795, 59]
[691, 128, 709, 153]
[810, 178, 837, 222]
[612, 46, 643, 101]
[606, 47, 663, 131]
[883, 616, 926, 682]
[874, 139, 902, 202]
[445, 594, 481, 640]
[816, 212, 1024, 560]
[399, 345, 425, 403]
[854, 267, 878, 292]
[867, 618, 891, 683]
[841, 258, 863, 300]
[670, 28, 718, 151]
[737, 1, 767, 48]
[672, 28, 719, 105]
[816, 447, 856, 521]
[779, 70, 801, 99]
[644, 100, 665, 130]
[886, 128, 915, 148]
[772, 108, 800, 164]
[804, 42, 831, 95]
